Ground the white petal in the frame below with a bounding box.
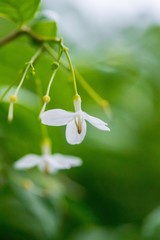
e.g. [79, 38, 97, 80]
[38, 155, 57, 173]
[51, 154, 82, 169]
[14, 154, 40, 169]
[66, 119, 87, 144]
[84, 112, 110, 131]
[40, 109, 74, 126]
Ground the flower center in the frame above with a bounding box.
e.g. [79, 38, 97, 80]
[44, 161, 49, 174]
[74, 114, 83, 134]
[42, 155, 51, 174]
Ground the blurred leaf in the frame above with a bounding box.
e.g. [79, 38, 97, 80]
[142, 207, 160, 240]
[0, 0, 40, 25]
[70, 227, 116, 240]
[65, 197, 98, 225]
[71, 224, 141, 240]
[0, 17, 18, 38]
[30, 20, 57, 40]
[10, 173, 60, 239]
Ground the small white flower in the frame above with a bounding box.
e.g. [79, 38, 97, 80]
[14, 153, 82, 174]
[40, 95, 110, 144]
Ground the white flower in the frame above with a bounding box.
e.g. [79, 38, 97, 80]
[14, 153, 82, 174]
[40, 95, 110, 144]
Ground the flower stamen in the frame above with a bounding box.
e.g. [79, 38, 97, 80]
[74, 115, 83, 134]
[44, 162, 49, 175]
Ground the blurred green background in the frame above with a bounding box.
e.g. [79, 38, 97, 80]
[0, 0, 160, 239]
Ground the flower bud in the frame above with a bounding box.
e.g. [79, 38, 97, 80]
[43, 95, 51, 103]
[9, 95, 17, 103]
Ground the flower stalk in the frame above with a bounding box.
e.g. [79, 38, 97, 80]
[43, 43, 109, 112]
[39, 49, 63, 116]
[63, 47, 78, 96]
[8, 47, 43, 121]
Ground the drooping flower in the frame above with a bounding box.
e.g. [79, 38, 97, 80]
[14, 153, 82, 174]
[14, 138, 82, 174]
[40, 95, 110, 145]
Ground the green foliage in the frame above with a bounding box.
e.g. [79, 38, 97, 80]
[30, 20, 57, 40]
[0, 0, 40, 25]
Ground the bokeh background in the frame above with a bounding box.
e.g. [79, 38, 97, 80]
[0, 0, 160, 239]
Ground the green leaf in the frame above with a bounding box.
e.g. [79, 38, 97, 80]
[7, 171, 61, 238]
[0, 0, 40, 25]
[30, 20, 57, 40]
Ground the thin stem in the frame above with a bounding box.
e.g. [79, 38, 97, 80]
[22, 26, 61, 43]
[44, 44, 109, 110]
[34, 77, 50, 141]
[7, 46, 43, 121]
[46, 51, 63, 96]
[75, 69, 109, 109]
[0, 82, 15, 102]
[44, 43, 68, 69]
[63, 48, 78, 95]
[14, 46, 43, 96]
[46, 70, 57, 96]
[44, 42, 78, 95]
[0, 30, 22, 47]
[41, 124, 50, 143]
[57, 48, 63, 62]
[43, 43, 61, 61]
[0, 27, 61, 48]
[39, 49, 63, 116]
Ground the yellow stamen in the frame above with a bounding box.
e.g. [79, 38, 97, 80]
[44, 162, 49, 175]
[75, 115, 82, 134]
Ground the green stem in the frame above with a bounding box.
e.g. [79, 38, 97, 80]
[45, 50, 63, 96]
[46, 70, 58, 96]
[44, 42, 78, 95]
[63, 48, 78, 95]
[0, 27, 61, 47]
[41, 124, 49, 141]
[22, 25, 60, 43]
[75, 69, 109, 109]
[14, 46, 43, 97]
[0, 27, 106, 107]
[0, 82, 15, 102]
[44, 44, 109, 109]
[0, 30, 22, 47]
[39, 48, 63, 116]
[7, 46, 43, 122]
